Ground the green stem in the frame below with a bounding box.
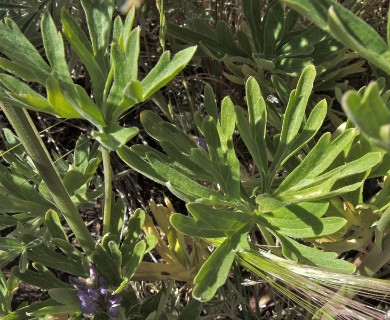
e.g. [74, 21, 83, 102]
[1, 104, 95, 255]
[258, 225, 276, 246]
[102, 147, 113, 235]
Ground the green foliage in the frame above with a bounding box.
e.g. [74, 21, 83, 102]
[167, 0, 365, 93]
[118, 65, 383, 301]
[0, 0, 390, 318]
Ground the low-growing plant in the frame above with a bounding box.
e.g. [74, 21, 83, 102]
[0, 0, 390, 319]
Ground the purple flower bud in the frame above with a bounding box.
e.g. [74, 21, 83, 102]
[69, 276, 87, 290]
[196, 137, 208, 152]
[77, 290, 92, 303]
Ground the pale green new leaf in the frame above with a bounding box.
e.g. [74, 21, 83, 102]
[46, 77, 81, 118]
[141, 46, 197, 100]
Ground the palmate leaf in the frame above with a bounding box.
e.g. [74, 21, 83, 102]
[254, 202, 347, 239]
[0, 18, 50, 84]
[274, 130, 382, 202]
[140, 46, 197, 101]
[61, 9, 106, 107]
[192, 233, 249, 302]
[281, 0, 390, 74]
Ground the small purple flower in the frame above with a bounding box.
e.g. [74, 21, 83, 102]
[69, 264, 122, 318]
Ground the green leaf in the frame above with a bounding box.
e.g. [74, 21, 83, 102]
[342, 82, 390, 151]
[91, 243, 122, 286]
[61, 9, 106, 106]
[204, 84, 218, 121]
[120, 209, 145, 267]
[141, 110, 198, 155]
[122, 240, 146, 280]
[46, 77, 81, 118]
[106, 26, 141, 122]
[148, 154, 220, 202]
[275, 130, 356, 195]
[4, 299, 69, 320]
[0, 18, 50, 83]
[263, 2, 284, 59]
[287, 99, 327, 157]
[282, 0, 390, 74]
[0, 57, 44, 84]
[241, 0, 262, 51]
[49, 287, 79, 305]
[193, 233, 249, 301]
[141, 46, 197, 100]
[12, 265, 70, 289]
[92, 123, 139, 151]
[0, 74, 53, 114]
[276, 233, 356, 273]
[256, 202, 347, 238]
[45, 209, 68, 241]
[236, 77, 268, 190]
[22, 234, 86, 277]
[0, 238, 24, 251]
[81, 0, 114, 61]
[279, 64, 316, 146]
[41, 11, 72, 84]
[0, 192, 50, 213]
[117, 146, 166, 185]
[68, 85, 106, 129]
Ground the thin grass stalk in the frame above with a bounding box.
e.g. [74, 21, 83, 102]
[0, 103, 95, 255]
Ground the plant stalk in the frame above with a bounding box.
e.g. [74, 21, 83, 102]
[1, 104, 95, 255]
[102, 147, 113, 235]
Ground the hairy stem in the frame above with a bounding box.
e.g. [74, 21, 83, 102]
[1, 104, 95, 255]
[102, 147, 113, 235]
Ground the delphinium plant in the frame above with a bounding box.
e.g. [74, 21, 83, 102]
[0, 0, 390, 319]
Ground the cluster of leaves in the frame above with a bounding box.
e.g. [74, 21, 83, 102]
[0, 0, 389, 319]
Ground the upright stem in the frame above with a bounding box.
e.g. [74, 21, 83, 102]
[1, 104, 95, 255]
[102, 147, 113, 235]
